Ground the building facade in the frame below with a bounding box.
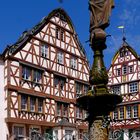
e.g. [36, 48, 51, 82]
[0, 9, 89, 139]
[108, 39, 140, 139]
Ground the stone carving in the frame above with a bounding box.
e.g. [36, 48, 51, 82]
[89, 0, 114, 30]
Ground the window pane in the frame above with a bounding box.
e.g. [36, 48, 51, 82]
[38, 99, 43, 113]
[22, 66, 31, 80]
[126, 106, 131, 119]
[129, 82, 138, 93]
[133, 105, 138, 118]
[41, 44, 48, 58]
[30, 98, 36, 112]
[114, 109, 118, 120]
[70, 57, 77, 69]
[63, 104, 68, 117]
[21, 96, 27, 110]
[112, 86, 121, 95]
[13, 126, 24, 137]
[122, 65, 127, 75]
[57, 52, 64, 64]
[116, 69, 121, 76]
[76, 83, 82, 98]
[119, 107, 124, 119]
[57, 103, 61, 116]
[33, 70, 42, 83]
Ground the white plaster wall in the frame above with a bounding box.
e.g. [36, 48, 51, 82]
[0, 60, 8, 139]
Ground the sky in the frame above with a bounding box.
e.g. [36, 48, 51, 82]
[0, 0, 140, 68]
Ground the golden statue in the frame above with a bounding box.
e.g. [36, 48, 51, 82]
[89, 0, 114, 30]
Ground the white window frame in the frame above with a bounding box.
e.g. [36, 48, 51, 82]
[33, 70, 42, 83]
[76, 83, 82, 98]
[70, 57, 77, 69]
[57, 52, 64, 64]
[116, 69, 121, 76]
[38, 99, 43, 113]
[119, 107, 124, 120]
[21, 96, 27, 111]
[13, 125, 25, 138]
[133, 105, 138, 118]
[76, 107, 83, 119]
[113, 109, 118, 120]
[41, 44, 48, 58]
[129, 82, 138, 93]
[129, 66, 133, 73]
[22, 66, 31, 80]
[30, 97, 36, 112]
[122, 65, 127, 75]
[112, 85, 121, 95]
[126, 106, 132, 119]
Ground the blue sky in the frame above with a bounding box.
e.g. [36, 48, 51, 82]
[0, 0, 140, 68]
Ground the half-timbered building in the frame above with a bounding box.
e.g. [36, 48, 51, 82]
[0, 8, 89, 139]
[108, 38, 140, 139]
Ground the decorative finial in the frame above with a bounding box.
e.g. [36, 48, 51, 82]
[118, 26, 126, 41]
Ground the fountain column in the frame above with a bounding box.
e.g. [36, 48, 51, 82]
[77, 1, 122, 140]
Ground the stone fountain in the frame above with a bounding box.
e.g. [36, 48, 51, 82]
[77, 1, 122, 140]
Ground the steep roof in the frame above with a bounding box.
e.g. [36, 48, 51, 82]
[3, 8, 86, 57]
[112, 38, 139, 64]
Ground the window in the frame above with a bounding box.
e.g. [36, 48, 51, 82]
[70, 57, 77, 69]
[41, 44, 48, 58]
[21, 65, 42, 84]
[54, 130, 58, 140]
[63, 104, 68, 117]
[120, 48, 128, 57]
[129, 82, 138, 93]
[57, 102, 61, 116]
[56, 27, 65, 41]
[83, 85, 89, 94]
[126, 106, 132, 119]
[122, 65, 127, 75]
[60, 30, 64, 41]
[112, 85, 121, 95]
[65, 130, 73, 140]
[38, 99, 43, 113]
[22, 66, 31, 80]
[56, 27, 60, 39]
[54, 76, 65, 91]
[30, 97, 36, 112]
[21, 95, 27, 111]
[119, 107, 124, 119]
[116, 69, 121, 76]
[133, 105, 138, 118]
[33, 70, 42, 83]
[76, 107, 83, 119]
[76, 82, 82, 98]
[57, 52, 64, 64]
[113, 109, 118, 120]
[20, 95, 44, 113]
[56, 102, 68, 117]
[13, 126, 24, 138]
[129, 66, 133, 73]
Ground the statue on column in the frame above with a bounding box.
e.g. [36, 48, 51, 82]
[89, 0, 114, 44]
[89, 0, 114, 29]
